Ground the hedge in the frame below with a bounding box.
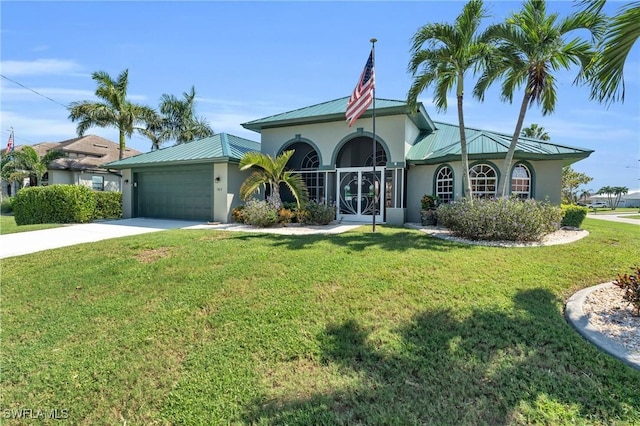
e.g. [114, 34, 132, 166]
[94, 191, 122, 219]
[13, 185, 97, 225]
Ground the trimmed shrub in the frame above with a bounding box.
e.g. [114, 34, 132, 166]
[13, 184, 96, 225]
[1, 197, 13, 214]
[561, 204, 588, 228]
[243, 199, 279, 227]
[299, 201, 336, 225]
[94, 191, 122, 219]
[437, 197, 562, 242]
[231, 205, 246, 224]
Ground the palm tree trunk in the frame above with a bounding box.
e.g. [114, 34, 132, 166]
[456, 77, 472, 199]
[498, 91, 531, 198]
[119, 131, 125, 160]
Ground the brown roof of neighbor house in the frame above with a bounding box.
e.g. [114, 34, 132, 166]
[29, 135, 141, 172]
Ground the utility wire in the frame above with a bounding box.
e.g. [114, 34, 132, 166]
[1, 74, 69, 109]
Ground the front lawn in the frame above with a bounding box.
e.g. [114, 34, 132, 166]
[0, 214, 65, 235]
[2, 219, 639, 424]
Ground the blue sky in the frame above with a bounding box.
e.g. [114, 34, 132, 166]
[1, 1, 638, 191]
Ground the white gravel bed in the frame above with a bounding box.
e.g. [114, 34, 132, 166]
[406, 224, 589, 247]
[583, 284, 640, 355]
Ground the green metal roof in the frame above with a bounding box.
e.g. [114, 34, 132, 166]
[407, 122, 593, 165]
[103, 133, 260, 169]
[241, 97, 434, 133]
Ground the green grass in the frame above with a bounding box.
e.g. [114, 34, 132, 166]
[2, 218, 639, 425]
[621, 215, 640, 220]
[0, 214, 65, 235]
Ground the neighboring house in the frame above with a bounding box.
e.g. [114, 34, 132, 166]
[1, 135, 139, 196]
[241, 97, 593, 224]
[105, 133, 261, 222]
[591, 189, 640, 207]
[104, 97, 594, 224]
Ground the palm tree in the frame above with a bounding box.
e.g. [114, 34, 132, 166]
[521, 123, 550, 140]
[407, 0, 491, 198]
[612, 186, 629, 210]
[1, 146, 64, 187]
[474, 0, 605, 197]
[582, 1, 640, 104]
[159, 86, 213, 145]
[68, 69, 156, 160]
[138, 111, 170, 151]
[239, 150, 308, 208]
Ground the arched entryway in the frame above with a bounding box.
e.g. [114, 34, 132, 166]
[335, 136, 387, 222]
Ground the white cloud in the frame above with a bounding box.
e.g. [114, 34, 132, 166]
[1, 59, 81, 76]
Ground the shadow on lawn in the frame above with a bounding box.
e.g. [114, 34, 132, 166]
[231, 227, 474, 253]
[244, 289, 640, 425]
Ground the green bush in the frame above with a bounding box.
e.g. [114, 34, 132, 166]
[437, 197, 562, 242]
[299, 201, 336, 225]
[94, 191, 122, 219]
[13, 185, 96, 225]
[1, 197, 13, 214]
[243, 199, 279, 227]
[561, 204, 588, 228]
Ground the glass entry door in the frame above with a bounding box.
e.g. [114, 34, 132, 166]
[337, 168, 384, 222]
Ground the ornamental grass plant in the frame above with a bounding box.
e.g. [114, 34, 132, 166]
[437, 197, 562, 242]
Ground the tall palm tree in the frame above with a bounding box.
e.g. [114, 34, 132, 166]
[138, 111, 170, 151]
[582, 1, 640, 104]
[521, 123, 550, 140]
[474, 0, 605, 197]
[68, 69, 156, 160]
[407, 0, 491, 198]
[239, 150, 308, 208]
[159, 86, 214, 145]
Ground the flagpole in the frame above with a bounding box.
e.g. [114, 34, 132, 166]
[370, 38, 377, 233]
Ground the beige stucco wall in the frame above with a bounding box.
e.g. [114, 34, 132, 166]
[121, 169, 134, 218]
[77, 172, 121, 192]
[406, 159, 564, 223]
[259, 115, 410, 167]
[48, 170, 73, 185]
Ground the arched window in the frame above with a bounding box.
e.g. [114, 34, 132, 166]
[511, 164, 531, 199]
[435, 166, 454, 203]
[283, 141, 324, 202]
[469, 164, 497, 198]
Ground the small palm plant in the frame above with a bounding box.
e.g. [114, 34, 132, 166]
[239, 150, 308, 209]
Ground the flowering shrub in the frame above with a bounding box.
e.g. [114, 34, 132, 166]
[436, 197, 562, 242]
[243, 199, 279, 227]
[299, 201, 336, 225]
[613, 266, 640, 316]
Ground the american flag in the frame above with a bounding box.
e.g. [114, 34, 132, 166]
[346, 49, 375, 127]
[5, 130, 14, 154]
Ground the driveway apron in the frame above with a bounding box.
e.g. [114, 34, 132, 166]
[0, 218, 203, 259]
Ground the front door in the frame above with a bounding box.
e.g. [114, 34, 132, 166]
[337, 167, 384, 222]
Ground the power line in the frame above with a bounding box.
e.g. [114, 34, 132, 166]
[3, 129, 37, 145]
[1, 74, 68, 109]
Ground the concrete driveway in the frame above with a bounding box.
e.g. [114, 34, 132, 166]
[0, 218, 204, 259]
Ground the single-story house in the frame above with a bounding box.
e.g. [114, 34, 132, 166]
[590, 188, 640, 208]
[105, 133, 261, 222]
[2, 135, 139, 196]
[107, 97, 594, 224]
[241, 97, 593, 224]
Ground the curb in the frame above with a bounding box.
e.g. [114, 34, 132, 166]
[565, 283, 640, 371]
